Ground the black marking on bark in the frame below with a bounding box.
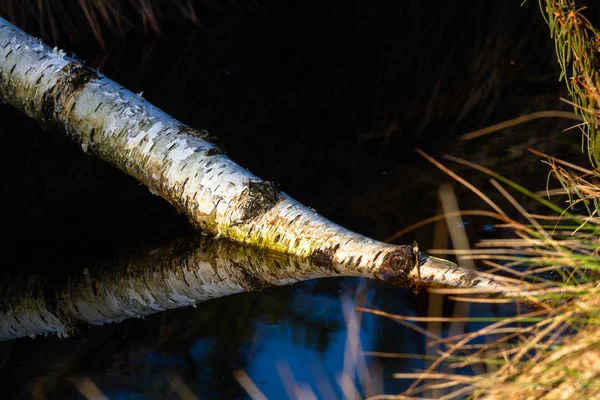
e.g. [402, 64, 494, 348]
[232, 260, 269, 292]
[44, 287, 91, 336]
[204, 147, 224, 156]
[310, 250, 333, 269]
[374, 245, 416, 288]
[177, 126, 228, 154]
[9, 63, 16, 74]
[39, 312, 49, 324]
[178, 126, 213, 139]
[180, 269, 191, 287]
[309, 243, 341, 273]
[239, 180, 281, 222]
[41, 62, 98, 133]
[43, 286, 60, 318]
[457, 270, 481, 287]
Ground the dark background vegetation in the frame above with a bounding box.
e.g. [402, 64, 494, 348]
[0, 0, 596, 398]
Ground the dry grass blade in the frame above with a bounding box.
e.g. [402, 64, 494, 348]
[166, 371, 199, 400]
[528, 148, 599, 176]
[442, 153, 589, 227]
[416, 149, 507, 217]
[233, 369, 268, 400]
[70, 377, 108, 400]
[384, 210, 507, 243]
[459, 110, 583, 141]
[394, 373, 482, 383]
[439, 183, 475, 270]
[357, 307, 502, 323]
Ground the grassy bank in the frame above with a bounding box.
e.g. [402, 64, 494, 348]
[376, 151, 600, 399]
[368, 2, 600, 396]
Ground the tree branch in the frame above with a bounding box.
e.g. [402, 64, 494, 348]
[0, 17, 509, 294]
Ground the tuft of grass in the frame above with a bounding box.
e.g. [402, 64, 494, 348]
[367, 149, 600, 399]
[539, 0, 600, 166]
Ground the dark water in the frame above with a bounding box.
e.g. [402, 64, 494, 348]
[0, 1, 593, 398]
[1, 277, 518, 399]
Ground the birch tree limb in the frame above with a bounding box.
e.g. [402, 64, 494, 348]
[0, 17, 505, 291]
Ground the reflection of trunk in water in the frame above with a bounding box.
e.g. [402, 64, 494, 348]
[0, 236, 507, 341]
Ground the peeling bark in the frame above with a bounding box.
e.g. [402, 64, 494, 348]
[0, 237, 508, 341]
[0, 17, 507, 294]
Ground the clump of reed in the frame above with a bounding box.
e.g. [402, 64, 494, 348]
[360, 147, 600, 399]
[540, 0, 600, 166]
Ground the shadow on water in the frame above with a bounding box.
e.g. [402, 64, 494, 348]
[0, 0, 597, 398]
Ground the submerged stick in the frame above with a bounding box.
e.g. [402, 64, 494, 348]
[0, 236, 506, 341]
[0, 17, 502, 292]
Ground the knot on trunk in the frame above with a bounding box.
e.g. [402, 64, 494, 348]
[375, 245, 416, 287]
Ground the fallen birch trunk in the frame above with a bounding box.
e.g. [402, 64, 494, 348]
[0, 16, 502, 291]
[0, 236, 507, 341]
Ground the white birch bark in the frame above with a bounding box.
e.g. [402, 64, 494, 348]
[0, 17, 508, 292]
[0, 237, 508, 341]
